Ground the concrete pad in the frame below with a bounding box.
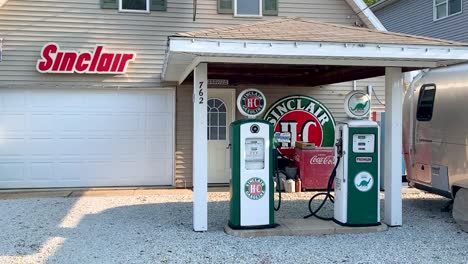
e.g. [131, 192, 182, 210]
[69, 190, 136, 197]
[208, 187, 229, 192]
[0, 191, 72, 200]
[224, 218, 388, 238]
[134, 189, 192, 196]
[0, 188, 191, 199]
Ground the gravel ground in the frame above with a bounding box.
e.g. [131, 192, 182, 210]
[0, 187, 467, 264]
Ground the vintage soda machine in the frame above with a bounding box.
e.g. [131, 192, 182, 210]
[334, 91, 380, 226]
[229, 89, 276, 229]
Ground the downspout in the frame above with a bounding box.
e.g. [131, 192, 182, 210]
[193, 0, 197, 21]
[350, 0, 387, 31]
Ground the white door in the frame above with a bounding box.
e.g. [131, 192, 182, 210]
[208, 89, 235, 184]
[0, 88, 174, 188]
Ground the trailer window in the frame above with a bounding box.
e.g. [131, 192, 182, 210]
[417, 84, 436, 121]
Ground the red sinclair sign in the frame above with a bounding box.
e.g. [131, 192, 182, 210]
[264, 95, 336, 158]
[36, 43, 136, 74]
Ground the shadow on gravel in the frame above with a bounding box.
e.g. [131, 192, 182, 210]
[0, 197, 81, 257]
[0, 193, 459, 263]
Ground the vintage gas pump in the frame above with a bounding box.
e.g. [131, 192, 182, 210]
[229, 89, 276, 229]
[334, 91, 380, 226]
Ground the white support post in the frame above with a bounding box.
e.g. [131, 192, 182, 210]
[384, 67, 403, 227]
[193, 63, 208, 231]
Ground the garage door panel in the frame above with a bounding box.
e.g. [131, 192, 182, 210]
[30, 138, 55, 155]
[55, 114, 85, 131]
[148, 137, 172, 155]
[146, 114, 172, 134]
[146, 91, 173, 112]
[0, 138, 27, 155]
[115, 138, 146, 155]
[30, 114, 55, 131]
[1, 114, 25, 131]
[30, 162, 55, 181]
[56, 162, 83, 180]
[1, 91, 26, 109]
[0, 163, 25, 181]
[0, 88, 174, 188]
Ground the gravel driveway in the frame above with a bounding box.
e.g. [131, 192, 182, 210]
[0, 187, 467, 264]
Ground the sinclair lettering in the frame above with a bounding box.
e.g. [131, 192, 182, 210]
[263, 95, 336, 157]
[36, 43, 136, 74]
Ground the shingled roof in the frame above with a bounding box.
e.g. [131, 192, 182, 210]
[175, 17, 468, 46]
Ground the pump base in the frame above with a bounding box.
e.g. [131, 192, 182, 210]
[228, 222, 279, 230]
[333, 219, 381, 227]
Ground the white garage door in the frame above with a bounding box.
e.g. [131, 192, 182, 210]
[0, 88, 174, 188]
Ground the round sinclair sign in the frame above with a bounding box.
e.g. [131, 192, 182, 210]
[344, 91, 371, 119]
[237, 89, 266, 118]
[244, 177, 266, 200]
[263, 95, 336, 158]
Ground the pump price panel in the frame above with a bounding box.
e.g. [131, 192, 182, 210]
[245, 138, 264, 161]
[352, 134, 375, 153]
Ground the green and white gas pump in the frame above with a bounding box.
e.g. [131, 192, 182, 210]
[334, 91, 381, 226]
[229, 89, 276, 229]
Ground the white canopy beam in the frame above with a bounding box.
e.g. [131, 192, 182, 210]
[384, 67, 403, 227]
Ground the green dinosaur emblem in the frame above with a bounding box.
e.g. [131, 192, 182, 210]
[351, 100, 369, 111]
[357, 178, 372, 187]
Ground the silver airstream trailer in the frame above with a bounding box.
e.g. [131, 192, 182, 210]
[403, 64, 468, 216]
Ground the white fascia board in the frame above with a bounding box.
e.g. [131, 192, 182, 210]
[197, 56, 439, 68]
[169, 38, 468, 63]
[350, 0, 387, 31]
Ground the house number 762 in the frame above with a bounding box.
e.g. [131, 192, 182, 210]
[198, 81, 204, 104]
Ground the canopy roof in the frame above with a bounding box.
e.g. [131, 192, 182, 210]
[175, 17, 465, 46]
[163, 17, 468, 84]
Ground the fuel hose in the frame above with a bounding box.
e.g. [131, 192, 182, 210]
[304, 157, 341, 220]
[273, 148, 291, 212]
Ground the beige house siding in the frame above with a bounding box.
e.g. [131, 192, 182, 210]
[175, 77, 385, 188]
[0, 0, 382, 188]
[0, 0, 363, 88]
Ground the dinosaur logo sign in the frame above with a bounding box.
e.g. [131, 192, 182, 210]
[354, 172, 374, 192]
[263, 95, 335, 158]
[344, 91, 371, 119]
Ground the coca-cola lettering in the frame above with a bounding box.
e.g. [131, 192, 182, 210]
[36, 43, 136, 74]
[310, 155, 335, 165]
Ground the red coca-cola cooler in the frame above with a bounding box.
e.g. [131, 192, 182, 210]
[294, 147, 335, 190]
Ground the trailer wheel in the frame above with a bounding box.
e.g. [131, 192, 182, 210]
[453, 187, 468, 232]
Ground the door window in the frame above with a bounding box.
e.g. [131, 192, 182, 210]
[416, 84, 436, 121]
[207, 98, 227, 140]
